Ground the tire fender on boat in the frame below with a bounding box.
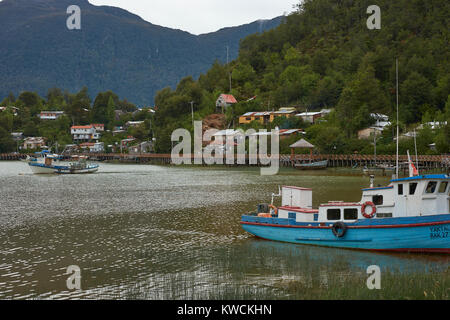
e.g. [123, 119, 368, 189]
[331, 222, 347, 238]
[361, 201, 376, 219]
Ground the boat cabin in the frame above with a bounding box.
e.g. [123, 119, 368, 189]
[361, 175, 449, 218]
[272, 175, 449, 224]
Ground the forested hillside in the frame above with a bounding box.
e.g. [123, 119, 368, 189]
[153, 0, 449, 154]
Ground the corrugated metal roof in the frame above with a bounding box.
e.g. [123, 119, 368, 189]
[219, 94, 237, 104]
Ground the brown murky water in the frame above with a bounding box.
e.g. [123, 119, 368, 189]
[0, 162, 448, 299]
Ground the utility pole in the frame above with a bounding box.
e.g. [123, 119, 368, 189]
[227, 46, 232, 93]
[189, 101, 194, 127]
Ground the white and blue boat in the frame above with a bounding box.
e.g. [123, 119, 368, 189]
[241, 173, 450, 254]
[27, 151, 99, 174]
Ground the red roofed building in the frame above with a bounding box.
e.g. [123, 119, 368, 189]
[216, 94, 237, 113]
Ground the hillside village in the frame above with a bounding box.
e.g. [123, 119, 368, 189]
[0, 90, 448, 156]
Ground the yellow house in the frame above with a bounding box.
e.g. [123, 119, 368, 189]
[239, 109, 296, 125]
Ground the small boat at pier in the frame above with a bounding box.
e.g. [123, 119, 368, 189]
[290, 138, 328, 170]
[295, 160, 328, 170]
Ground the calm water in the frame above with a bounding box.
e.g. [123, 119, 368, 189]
[0, 162, 448, 299]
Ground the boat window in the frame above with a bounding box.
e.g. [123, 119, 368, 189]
[377, 213, 393, 218]
[425, 181, 438, 194]
[327, 209, 341, 221]
[344, 208, 358, 220]
[372, 195, 383, 205]
[409, 183, 418, 195]
[438, 181, 448, 193]
[397, 184, 403, 195]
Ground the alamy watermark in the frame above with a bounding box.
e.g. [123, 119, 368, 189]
[66, 5, 81, 30]
[366, 265, 381, 290]
[66, 265, 82, 290]
[367, 5, 381, 30]
[171, 121, 280, 175]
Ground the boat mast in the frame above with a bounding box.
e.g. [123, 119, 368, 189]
[396, 59, 399, 179]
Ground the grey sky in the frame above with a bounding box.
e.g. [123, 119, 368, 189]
[88, 0, 299, 35]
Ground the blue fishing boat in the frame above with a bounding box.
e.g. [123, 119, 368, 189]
[27, 151, 99, 174]
[241, 173, 450, 253]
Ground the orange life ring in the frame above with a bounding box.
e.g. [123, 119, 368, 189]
[269, 204, 278, 216]
[361, 201, 376, 219]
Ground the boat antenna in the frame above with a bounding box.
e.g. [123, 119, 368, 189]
[414, 128, 419, 175]
[396, 58, 399, 179]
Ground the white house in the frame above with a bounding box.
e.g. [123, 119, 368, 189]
[295, 109, 332, 124]
[38, 111, 65, 120]
[71, 125, 101, 142]
[358, 114, 392, 140]
[216, 94, 237, 113]
[80, 142, 104, 153]
[125, 121, 145, 129]
[418, 122, 448, 130]
[23, 137, 46, 150]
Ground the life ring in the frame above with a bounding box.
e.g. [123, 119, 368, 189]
[332, 222, 347, 238]
[361, 201, 376, 219]
[268, 204, 278, 216]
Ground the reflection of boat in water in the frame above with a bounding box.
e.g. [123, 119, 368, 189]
[27, 151, 99, 174]
[295, 160, 328, 170]
[241, 168, 450, 253]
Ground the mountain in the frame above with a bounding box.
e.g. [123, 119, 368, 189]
[0, 0, 282, 104]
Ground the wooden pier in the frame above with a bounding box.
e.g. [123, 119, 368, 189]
[1, 153, 449, 172]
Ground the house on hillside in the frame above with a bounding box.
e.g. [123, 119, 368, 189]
[38, 111, 65, 120]
[129, 141, 155, 154]
[71, 125, 102, 142]
[295, 109, 332, 124]
[0, 106, 19, 116]
[216, 94, 237, 113]
[125, 121, 145, 129]
[358, 113, 391, 140]
[79, 142, 104, 153]
[239, 108, 297, 125]
[11, 132, 24, 142]
[23, 137, 46, 150]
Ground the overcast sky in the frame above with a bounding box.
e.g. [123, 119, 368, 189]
[88, 0, 299, 35]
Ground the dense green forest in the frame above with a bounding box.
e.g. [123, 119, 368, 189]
[0, 88, 154, 153]
[152, 0, 450, 154]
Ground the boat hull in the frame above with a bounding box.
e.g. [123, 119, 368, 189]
[28, 163, 57, 174]
[294, 160, 328, 170]
[241, 214, 450, 253]
[54, 166, 99, 174]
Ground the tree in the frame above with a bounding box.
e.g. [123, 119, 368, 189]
[401, 72, 432, 123]
[92, 91, 119, 128]
[337, 66, 389, 136]
[65, 87, 91, 125]
[0, 126, 15, 152]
